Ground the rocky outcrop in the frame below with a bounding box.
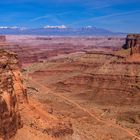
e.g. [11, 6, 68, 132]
[0, 50, 27, 140]
[124, 34, 140, 55]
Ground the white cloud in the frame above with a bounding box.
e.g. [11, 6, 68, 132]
[44, 25, 67, 29]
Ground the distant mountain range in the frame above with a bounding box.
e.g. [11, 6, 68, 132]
[0, 26, 126, 36]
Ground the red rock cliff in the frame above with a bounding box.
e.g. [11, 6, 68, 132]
[124, 34, 140, 55]
[0, 50, 27, 140]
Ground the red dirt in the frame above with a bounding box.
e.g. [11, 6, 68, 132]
[0, 35, 140, 140]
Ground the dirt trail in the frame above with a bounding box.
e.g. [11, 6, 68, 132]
[28, 77, 140, 140]
[28, 98, 58, 121]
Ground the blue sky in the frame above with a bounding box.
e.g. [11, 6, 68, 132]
[0, 0, 140, 33]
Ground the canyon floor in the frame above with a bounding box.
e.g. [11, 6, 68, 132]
[0, 36, 140, 140]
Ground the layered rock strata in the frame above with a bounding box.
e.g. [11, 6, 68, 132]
[0, 50, 27, 140]
[31, 52, 140, 106]
[124, 34, 140, 55]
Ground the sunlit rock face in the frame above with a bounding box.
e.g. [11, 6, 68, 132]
[124, 34, 140, 55]
[0, 50, 27, 140]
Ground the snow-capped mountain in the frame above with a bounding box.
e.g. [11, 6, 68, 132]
[0, 26, 125, 36]
[0, 26, 18, 29]
[0, 26, 27, 30]
[44, 25, 67, 29]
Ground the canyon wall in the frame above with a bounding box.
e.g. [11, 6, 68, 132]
[124, 34, 140, 55]
[32, 52, 140, 106]
[4, 36, 125, 65]
[0, 50, 27, 140]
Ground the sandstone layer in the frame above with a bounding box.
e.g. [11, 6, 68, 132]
[124, 34, 140, 55]
[26, 50, 140, 139]
[0, 50, 27, 140]
[30, 52, 140, 106]
[0, 35, 140, 139]
[0, 38, 74, 140]
[2, 36, 125, 65]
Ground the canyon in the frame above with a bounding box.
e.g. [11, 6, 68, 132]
[0, 35, 140, 140]
[0, 37, 74, 140]
[5, 35, 125, 65]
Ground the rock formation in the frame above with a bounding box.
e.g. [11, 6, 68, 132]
[124, 34, 140, 55]
[0, 50, 27, 140]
